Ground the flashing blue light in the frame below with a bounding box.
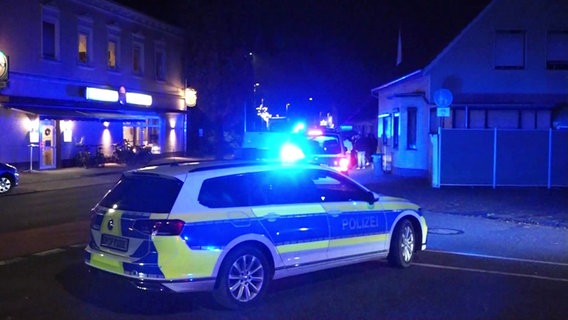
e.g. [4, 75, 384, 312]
[280, 142, 305, 162]
[292, 122, 306, 133]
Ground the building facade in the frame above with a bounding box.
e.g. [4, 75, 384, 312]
[0, 0, 187, 169]
[372, 0, 568, 178]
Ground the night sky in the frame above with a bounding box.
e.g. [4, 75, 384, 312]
[115, 0, 491, 125]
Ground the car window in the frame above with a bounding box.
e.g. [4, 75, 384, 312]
[199, 174, 251, 208]
[307, 169, 370, 202]
[99, 174, 183, 212]
[197, 168, 369, 209]
[254, 169, 320, 205]
[199, 169, 322, 208]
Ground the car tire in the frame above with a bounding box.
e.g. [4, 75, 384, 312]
[213, 246, 271, 309]
[388, 219, 416, 268]
[0, 175, 13, 194]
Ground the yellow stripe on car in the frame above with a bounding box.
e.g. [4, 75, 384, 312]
[276, 240, 329, 254]
[329, 234, 388, 247]
[153, 236, 221, 279]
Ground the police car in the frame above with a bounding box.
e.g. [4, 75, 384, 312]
[84, 160, 427, 308]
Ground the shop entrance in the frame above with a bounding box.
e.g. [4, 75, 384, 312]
[39, 120, 56, 169]
[122, 118, 160, 149]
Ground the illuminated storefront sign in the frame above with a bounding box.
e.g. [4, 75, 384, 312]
[85, 86, 152, 106]
[126, 92, 152, 106]
[85, 87, 119, 102]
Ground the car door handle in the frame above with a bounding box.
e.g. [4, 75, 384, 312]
[264, 212, 280, 222]
[328, 210, 342, 217]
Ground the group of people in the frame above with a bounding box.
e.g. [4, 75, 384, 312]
[343, 133, 379, 170]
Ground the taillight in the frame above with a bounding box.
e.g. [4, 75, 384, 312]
[339, 157, 350, 172]
[132, 219, 185, 236]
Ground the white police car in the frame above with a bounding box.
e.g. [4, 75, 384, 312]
[85, 161, 427, 308]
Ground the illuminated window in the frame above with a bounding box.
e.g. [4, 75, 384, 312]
[78, 32, 88, 63]
[107, 40, 117, 69]
[77, 17, 93, 65]
[407, 107, 417, 150]
[495, 30, 525, 70]
[42, 7, 59, 60]
[547, 30, 568, 70]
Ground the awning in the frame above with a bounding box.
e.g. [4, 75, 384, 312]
[1, 95, 184, 121]
[9, 105, 158, 121]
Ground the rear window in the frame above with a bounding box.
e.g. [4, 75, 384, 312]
[99, 173, 183, 213]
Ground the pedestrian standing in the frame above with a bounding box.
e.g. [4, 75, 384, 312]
[353, 134, 368, 169]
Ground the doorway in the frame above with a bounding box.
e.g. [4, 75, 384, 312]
[40, 120, 56, 169]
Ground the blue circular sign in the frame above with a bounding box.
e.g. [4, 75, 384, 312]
[434, 89, 453, 107]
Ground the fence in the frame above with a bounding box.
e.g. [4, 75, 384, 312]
[434, 128, 568, 188]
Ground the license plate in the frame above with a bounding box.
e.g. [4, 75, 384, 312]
[101, 234, 129, 252]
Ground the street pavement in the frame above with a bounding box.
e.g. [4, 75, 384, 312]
[3, 159, 567, 263]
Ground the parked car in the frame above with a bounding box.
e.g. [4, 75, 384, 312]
[0, 162, 19, 194]
[85, 160, 427, 309]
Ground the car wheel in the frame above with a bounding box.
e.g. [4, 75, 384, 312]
[388, 219, 415, 268]
[0, 175, 13, 194]
[213, 246, 271, 309]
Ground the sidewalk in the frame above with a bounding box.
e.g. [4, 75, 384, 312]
[11, 160, 568, 229]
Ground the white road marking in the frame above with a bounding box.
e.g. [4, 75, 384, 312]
[0, 257, 24, 266]
[415, 262, 568, 282]
[32, 248, 66, 256]
[427, 249, 568, 267]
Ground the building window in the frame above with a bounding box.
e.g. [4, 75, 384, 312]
[42, 7, 59, 60]
[155, 45, 166, 81]
[495, 30, 525, 69]
[393, 111, 400, 148]
[77, 17, 93, 65]
[380, 115, 390, 146]
[107, 25, 121, 71]
[132, 40, 144, 75]
[108, 40, 117, 70]
[407, 107, 417, 150]
[547, 30, 568, 70]
[78, 32, 88, 63]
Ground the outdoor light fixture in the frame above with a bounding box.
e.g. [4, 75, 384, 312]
[185, 87, 197, 107]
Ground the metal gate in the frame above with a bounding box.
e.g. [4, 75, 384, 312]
[434, 128, 568, 188]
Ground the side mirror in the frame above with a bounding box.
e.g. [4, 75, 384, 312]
[365, 191, 378, 204]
